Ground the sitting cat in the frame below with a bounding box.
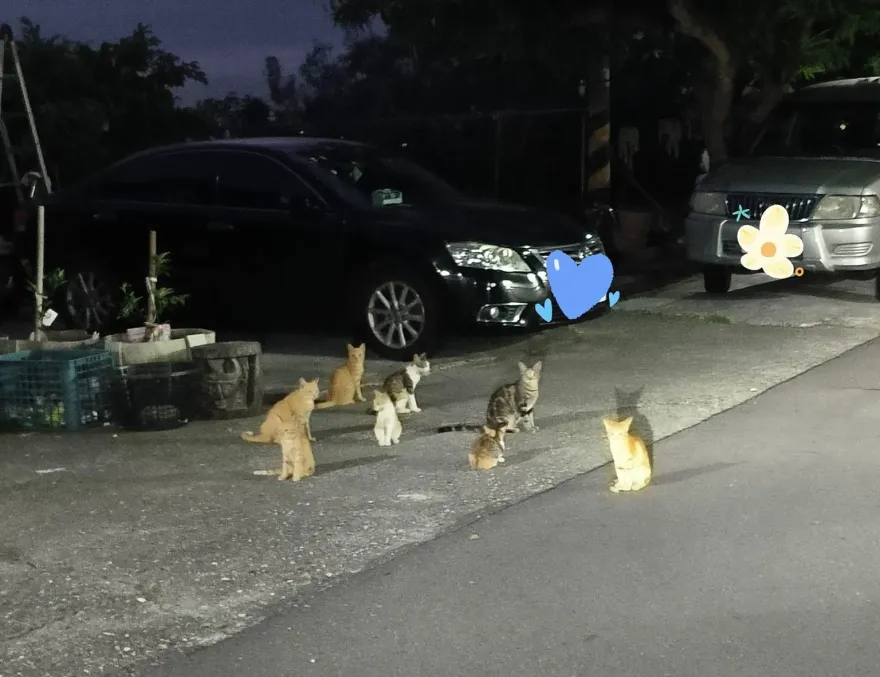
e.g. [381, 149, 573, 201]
[602, 415, 652, 493]
[372, 390, 402, 447]
[369, 353, 431, 414]
[315, 343, 367, 409]
[241, 378, 320, 444]
[276, 420, 316, 482]
[437, 360, 543, 440]
[468, 426, 505, 470]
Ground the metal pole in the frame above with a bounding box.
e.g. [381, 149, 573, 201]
[9, 40, 51, 194]
[146, 230, 157, 326]
[33, 204, 45, 341]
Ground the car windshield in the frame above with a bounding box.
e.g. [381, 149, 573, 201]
[751, 101, 880, 159]
[293, 144, 461, 207]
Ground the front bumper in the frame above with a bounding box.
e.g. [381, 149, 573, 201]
[685, 213, 880, 273]
[440, 266, 608, 329]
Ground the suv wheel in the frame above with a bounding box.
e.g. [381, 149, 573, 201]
[62, 264, 118, 334]
[703, 265, 732, 294]
[353, 269, 440, 361]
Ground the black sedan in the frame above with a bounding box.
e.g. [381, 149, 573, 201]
[34, 137, 608, 360]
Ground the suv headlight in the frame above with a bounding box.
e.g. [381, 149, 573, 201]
[689, 191, 727, 216]
[813, 195, 880, 220]
[445, 242, 531, 273]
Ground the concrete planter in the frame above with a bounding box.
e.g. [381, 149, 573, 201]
[0, 330, 101, 355]
[102, 328, 216, 366]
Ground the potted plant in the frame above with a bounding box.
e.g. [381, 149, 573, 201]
[0, 261, 100, 354]
[102, 235, 214, 365]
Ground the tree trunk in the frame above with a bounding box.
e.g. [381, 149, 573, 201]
[668, 0, 736, 168]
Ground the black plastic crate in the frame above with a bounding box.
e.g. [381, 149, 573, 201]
[112, 362, 201, 431]
[0, 349, 115, 431]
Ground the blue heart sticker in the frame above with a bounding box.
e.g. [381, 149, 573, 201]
[545, 252, 614, 320]
[535, 299, 553, 322]
[608, 290, 620, 308]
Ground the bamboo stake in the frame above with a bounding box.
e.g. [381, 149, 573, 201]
[145, 229, 157, 333]
[33, 204, 45, 342]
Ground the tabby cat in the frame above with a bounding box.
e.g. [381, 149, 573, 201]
[368, 353, 431, 414]
[315, 343, 367, 409]
[437, 361, 543, 438]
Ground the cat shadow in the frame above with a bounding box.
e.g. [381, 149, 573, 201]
[613, 386, 655, 470]
[314, 454, 393, 476]
[653, 461, 741, 486]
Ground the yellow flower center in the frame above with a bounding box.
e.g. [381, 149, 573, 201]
[761, 241, 777, 258]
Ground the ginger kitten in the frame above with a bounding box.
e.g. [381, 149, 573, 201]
[602, 415, 652, 493]
[372, 390, 402, 447]
[315, 343, 367, 409]
[275, 421, 316, 481]
[468, 426, 505, 470]
[241, 377, 320, 444]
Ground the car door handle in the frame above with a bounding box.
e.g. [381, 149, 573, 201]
[206, 221, 234, 232]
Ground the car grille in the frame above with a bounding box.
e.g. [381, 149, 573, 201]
[722, 237, 803, 259]
[726, 193, 817, 221]
[532, 240, 603, 264]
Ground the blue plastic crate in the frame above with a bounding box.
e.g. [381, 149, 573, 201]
[0, 349, 115, 431]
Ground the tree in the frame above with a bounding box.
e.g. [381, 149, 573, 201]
[7, 17, 208, 184]
[328, 0, 880, 166]
[194, 93, 274, 138]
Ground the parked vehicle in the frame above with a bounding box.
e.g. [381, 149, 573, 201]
[686, 77, 880, 298]
[30, 137, 607, 360]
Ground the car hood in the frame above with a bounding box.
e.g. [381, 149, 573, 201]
[701, 156, 880, 195]
[361, 198, 589, 248]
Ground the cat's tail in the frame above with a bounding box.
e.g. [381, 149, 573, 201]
[437, 424, 484, 433]
[241, 430, 272, 443]
[314, 400, 338, 409]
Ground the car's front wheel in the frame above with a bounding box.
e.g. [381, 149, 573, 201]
[61, 261, 119, 334]
[703, 265, 732, 294]
[352, 268, 440, 361]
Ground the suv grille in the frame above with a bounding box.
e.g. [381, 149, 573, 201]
[726, 193, 817, 221]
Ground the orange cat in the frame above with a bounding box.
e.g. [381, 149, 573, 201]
[241, 378, 320, 444]
[468, 426, 505, 470]
[602, 415, 652, 493]
[315, 343, 367, 409]
[276, 422, 316, 482]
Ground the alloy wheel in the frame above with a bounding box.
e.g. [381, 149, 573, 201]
[366, 280, 427, 351]
[65, 270, 114, 332]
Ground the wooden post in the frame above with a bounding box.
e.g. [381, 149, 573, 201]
[586, 42, 612, 208]
[146, 230, 157, 326]
[33, 204, 45, 341]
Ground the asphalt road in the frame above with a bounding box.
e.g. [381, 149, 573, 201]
[140, 336, 880, 677]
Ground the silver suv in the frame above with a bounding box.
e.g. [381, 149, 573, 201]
[686, 77, 880, 297]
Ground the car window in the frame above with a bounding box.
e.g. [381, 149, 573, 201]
[212, 152, 313, 210]
[94, 152, 218, 205]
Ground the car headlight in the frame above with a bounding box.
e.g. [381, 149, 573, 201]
[812, 195, 880, 220]
[689, 191, 727, 216]
[584, 230, 605, 252]
[445, 242, 531, 273]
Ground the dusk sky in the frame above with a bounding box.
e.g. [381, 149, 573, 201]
[16, 0, 369, 105]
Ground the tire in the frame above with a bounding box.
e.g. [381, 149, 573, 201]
[60, 259, 120, 334]
[351, 267, 441, 361]
[703, 265, 732, 294]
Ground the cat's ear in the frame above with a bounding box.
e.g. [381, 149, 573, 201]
[419, 352, 427, 360]
[601, 417, 613, 430]
[518, 361, 528, 374]
[346, 343, 354, 350]
[532, 360, 543, 373]
[298, 377, 307, 387]
[622, 416, 633, 429]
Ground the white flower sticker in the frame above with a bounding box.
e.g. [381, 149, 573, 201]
[736, 204, 804, 279]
